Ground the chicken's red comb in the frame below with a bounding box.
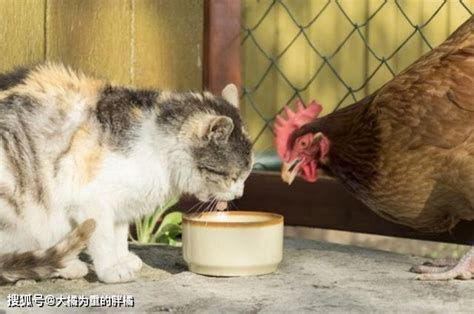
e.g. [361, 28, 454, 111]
[274, 100, 323, 160]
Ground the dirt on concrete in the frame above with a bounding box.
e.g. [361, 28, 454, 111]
[0, 239, 472, 313]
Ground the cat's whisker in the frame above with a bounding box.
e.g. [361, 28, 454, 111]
[188, 201, 209, 216]
[206, 198, 220, 227]
[195, 201, 210, 215]
[229, 200, 239, 211]
[186, 201, 203, 213]
[210, 199, 219, 213]
[202, 199, 213, 227]
[201, 203, 210, 214]
[194, 198, 214, 217]
[206, 198, 217, 213]
[186, 202, 202, 214]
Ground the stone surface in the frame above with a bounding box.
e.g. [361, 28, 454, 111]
[0, 238, 473, 312]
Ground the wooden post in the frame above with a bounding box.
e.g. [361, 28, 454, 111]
[203, 0, 241, 93]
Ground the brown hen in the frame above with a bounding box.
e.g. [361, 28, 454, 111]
[275, 16, 474, 280]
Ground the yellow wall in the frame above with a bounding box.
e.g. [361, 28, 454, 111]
[1, 0, 472, 154]
[242, 0, 473, 152]
[0, 0, 203, 90]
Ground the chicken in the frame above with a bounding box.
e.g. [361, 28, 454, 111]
[274, 16, 474, 280]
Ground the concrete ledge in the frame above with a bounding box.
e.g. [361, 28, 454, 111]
[1, 238, 473, 312]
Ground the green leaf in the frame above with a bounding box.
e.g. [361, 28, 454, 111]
[130, 195, 181, 244]
[151, 212, 183, 243]
[156, 211, 182, 234]
[160, 223, 182, 238]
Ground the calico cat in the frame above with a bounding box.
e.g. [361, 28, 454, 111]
[0, 63, 253, 284]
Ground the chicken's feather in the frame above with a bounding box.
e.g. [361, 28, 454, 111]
[374, 16, 474, 151]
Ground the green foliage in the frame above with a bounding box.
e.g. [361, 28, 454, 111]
[130, 196, 183, 246]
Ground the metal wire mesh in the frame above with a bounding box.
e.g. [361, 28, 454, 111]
[241, 0, 473, 170]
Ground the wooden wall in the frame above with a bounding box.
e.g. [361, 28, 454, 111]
[0, 0, 203, 90]
[242, 0, 474, 152]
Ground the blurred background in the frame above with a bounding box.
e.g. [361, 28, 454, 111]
[242, 0, 473, 154]
[0, 0, 203, 90]
[0, 0, 472, 258]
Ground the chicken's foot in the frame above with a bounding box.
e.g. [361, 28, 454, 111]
[410, 247, 473, 280]
[410, 257, 458, 273]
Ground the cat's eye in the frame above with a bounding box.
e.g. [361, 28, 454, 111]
[199, 166, 229, 177]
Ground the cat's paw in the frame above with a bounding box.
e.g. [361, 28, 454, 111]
[57, 259, 89, 279]
[97, 262, 136, 283]
[123, 252, 143, 272]
[96, 254, 142, 284]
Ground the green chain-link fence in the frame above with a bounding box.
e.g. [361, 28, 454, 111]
[241, 0, 473, 170]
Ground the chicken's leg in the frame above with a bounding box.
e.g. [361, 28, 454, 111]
[410, 247, 473, 280]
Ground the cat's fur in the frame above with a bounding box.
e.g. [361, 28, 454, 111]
[0, 63, 253, 283]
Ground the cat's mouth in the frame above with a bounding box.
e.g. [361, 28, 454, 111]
[199, 196, 229, 210]
[196, 190, 240, 205]
[194, 196, 228, 210]
[216, 201, 228, 210]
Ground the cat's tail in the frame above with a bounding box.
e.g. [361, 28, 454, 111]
[0, 219, 96, 285]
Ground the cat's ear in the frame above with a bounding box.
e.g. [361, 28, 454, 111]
[206, 116, 234, 144]
[222, 83, 239, 109]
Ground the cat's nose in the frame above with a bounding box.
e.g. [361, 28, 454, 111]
[228, 181, 244, 200]
[233, 190, 243, 199]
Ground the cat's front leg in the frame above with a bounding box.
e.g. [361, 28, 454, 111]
[114, 222, 143, 274]
[87, 215, 138, 283]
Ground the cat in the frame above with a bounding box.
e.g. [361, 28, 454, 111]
[0, 63, 253, 284]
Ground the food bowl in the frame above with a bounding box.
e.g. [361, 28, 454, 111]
[182, 211, 284, 277]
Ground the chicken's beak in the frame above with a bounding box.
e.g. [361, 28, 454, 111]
[281, 158, 301, 185]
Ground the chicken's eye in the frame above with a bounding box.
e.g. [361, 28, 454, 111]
[299, 140, 307, 148]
